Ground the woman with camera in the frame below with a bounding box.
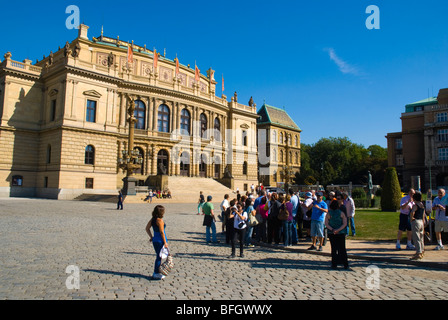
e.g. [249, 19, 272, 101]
[229, 203, 248, 258]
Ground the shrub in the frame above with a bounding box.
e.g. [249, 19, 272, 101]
[352, 187, 366, 199]
[380, 167, 402, 211]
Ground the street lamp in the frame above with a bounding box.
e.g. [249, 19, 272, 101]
[118, 95, 143, 195]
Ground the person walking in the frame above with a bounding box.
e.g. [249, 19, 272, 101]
[325, 199, 349, 269]
[202, 195, 219, 244]
[145, 205, 168, 280]
[197, 191, 205, 215]
[117, 191, 124, 210]
[229, 203, 248, 258]
[397, 189, 416, 250]
[308, 192, 328, 251]
[433, 188, 448, 250]
[410, 191, 426, 260]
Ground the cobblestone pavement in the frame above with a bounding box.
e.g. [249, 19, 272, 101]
[1, 198, 448, 301]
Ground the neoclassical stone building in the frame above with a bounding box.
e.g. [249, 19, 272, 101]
[257, 104, 302, 188]
[0, 25, 261, 199]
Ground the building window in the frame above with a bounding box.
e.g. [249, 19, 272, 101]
[46, 145, 52, 164]
[158, 105, 170, 133]
[44, 177, 48, 188]
[243, 161, 248, 175]
[134, 100, 146, 130]
[395, 138, 402, 150]
[279, 132, 283, 144]
[242, 130, 248, 146]
[180, 109, 190, 135]
[439, 148, 448, 161]
[396, 154, 404, 166]
[214, 117, 221, 141]
[85, 178, 94, 189]
[295, 135, 298, 147]
[85, 145, 95, 165]
[50, 100, 56, 122]
[438, 129, 448, 142]
[86, 100, 97, 123]
[200, 113, 208, 138]
[272, 130, 277, 143]
[12, 175, 23, 187]
[437, 112, 448, 123]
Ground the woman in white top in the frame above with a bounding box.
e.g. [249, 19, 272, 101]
[229, 203, 248, 258]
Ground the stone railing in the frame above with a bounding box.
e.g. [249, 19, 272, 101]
[1, 54, 42, 76]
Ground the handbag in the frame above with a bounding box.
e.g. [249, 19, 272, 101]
[248, 213, 259, 227]
[278, 205, 289, 221]
[159, 249, 174, 276]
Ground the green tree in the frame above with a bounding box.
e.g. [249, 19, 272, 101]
[380, 167, 402, 211]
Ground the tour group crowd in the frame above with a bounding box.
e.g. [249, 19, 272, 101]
[144, 185, 448, 280]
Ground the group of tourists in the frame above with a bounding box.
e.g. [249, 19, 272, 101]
[398, 188, 448, 260]
[200, 188, 356, 270]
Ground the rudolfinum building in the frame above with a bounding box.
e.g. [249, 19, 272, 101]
[0, 25, 300, 200]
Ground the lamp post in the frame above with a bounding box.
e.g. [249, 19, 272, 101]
[118, 96, 143, 195]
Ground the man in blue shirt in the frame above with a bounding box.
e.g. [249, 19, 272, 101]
[289, 189, 299, 245]
[308, 192, 328, 251]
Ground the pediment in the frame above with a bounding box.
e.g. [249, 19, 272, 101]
[83, 90, 102, 98]
[49, 89, 59, 96]
[240, 123, 250, 129]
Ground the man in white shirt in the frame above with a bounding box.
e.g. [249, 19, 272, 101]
[343, 192, 356, 236]
[397, 189, 416, 250]
[433, 188, 448, 250]
[220, 194, 230, 233]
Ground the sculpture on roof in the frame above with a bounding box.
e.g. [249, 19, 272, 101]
[72, 42, 81, 58]
[249, 97, 254, 107]
[64, 42, 72, 57]
[234, 92, 238, 103]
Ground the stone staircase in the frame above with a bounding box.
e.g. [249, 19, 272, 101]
[124, 176, 235, 204]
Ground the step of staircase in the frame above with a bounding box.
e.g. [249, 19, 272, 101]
[124, 176, 235, 204]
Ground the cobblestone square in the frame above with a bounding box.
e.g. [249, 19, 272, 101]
[1, 198, 448, 301]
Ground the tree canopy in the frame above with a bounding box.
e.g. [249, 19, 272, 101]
[295, 137, 387, 187]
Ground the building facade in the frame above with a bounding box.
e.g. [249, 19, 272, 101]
[386, 88, 448, 192]
[257, 104, 302, 188]
[0, 25, 262, 199]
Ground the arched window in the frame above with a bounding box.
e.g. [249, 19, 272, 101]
[158, 105, 170, 133]
[279, 132, 283, 144]
[272, 130, 277, 143]
[85, 145, 95, 165]
[180, 109, 191, 135]
[200, 113, 207, 138]
[280, 150, 284, 163]
[134, 100, 146, 130]
[295, 135, 298, 147]
[214, 117, 221, 141]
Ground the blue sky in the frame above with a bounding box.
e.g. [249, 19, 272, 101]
[2, 0, 448, 148]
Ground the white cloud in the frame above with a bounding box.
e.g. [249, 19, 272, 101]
[325, 48, 362, 76]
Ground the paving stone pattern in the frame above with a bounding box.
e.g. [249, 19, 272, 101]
[1, 198, 448, 300]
